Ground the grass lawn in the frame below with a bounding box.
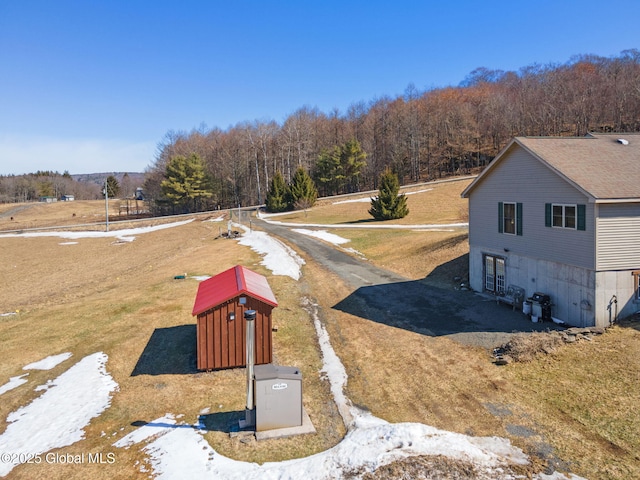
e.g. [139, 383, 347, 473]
[0, 199, 128, 231]
[0, 216, 344, 479]
[2, 180, 639, 479]
[275, 178, 471, 227]
[265, 177, 640, 479]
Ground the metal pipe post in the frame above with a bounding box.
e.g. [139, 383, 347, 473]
[244, 310, 256, 426]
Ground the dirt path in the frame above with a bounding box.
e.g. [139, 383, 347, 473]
[0, 204, 34, 218]
[255, 217, 560, 349]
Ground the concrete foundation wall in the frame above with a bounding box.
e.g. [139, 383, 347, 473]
[471, 246, 640, 326]
[595, 270, 640, 326]
[469, 246, 627, 327]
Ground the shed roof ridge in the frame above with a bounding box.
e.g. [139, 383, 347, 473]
[235, 265, 247, 292]
[191, 264, 278, 317]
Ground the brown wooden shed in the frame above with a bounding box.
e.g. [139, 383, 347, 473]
[191, 265, 278, 370]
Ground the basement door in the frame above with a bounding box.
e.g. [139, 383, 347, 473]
[484, 254, 506, 294]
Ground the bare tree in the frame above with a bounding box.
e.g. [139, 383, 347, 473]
[135, 50, 640, 210]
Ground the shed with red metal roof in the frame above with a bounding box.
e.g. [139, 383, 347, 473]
[192, 265, 278, 370]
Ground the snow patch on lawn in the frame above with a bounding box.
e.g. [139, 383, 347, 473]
[23, 352, 73, 371]
[236, 226, 305, 280]
[0, 352, 118, 477]
[113, 296, 581, 480]
[331, 188, 432, 205]
[291, 228, 366, 258]
[404, 188, 433, 196]
[302, 298, 354, 426]
[116, 413, 544, 480]
[292, 228, 350, 245]
[190, 275, 211, 282]
[113, 415, 179, 449]
[0, 374, 29, 396]
[264, 218, 468, 229]
[332, 197, 373, 205]
[205, 215, 226, 222]
[0, 219, 194, 242]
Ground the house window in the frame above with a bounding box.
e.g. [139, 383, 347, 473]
[546, 203, 586, 230]
[504, 203, 516, 234]
[498, 202, 523, 235]
[634, 271, 640, 301]
[484, 254, 506, 293]
[552, 204, 576, 228]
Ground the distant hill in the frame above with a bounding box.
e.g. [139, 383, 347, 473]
[71, 172, 145, 186]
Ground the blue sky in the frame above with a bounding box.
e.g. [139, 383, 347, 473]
[0, 1, 638, 175]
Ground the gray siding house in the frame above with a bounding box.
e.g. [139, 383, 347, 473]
[461, 133, 640, 327]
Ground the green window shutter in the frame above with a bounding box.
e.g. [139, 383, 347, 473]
[516, 202, 523, 236]
[498, 202, 504, 233]
[577, 204, 586, 231]
[545, 203, 552, 227]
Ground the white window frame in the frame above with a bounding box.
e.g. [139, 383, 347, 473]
[484, 254, 506, 294]
[552, 204, 577, 229]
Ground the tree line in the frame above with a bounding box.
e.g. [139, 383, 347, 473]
[145, 50, 640, 212]
[4, 50, 637, 209]
[0, 172, 138, 203]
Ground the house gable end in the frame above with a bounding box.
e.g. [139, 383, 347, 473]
[466, 134, 640, 328]
[462, 138, 596, 202]
[461, 139, 518, 198]
[466, 141, 595, 269]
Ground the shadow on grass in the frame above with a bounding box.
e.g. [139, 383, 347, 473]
[421, 251, 469, 289]
[129, 410, 247, 434]
[131, 325, 197, 376]
[618, 313, 640, 332]
[199, 410, 247, 433]
[336, 218, 378, 225]
[332, 252, 560, 344]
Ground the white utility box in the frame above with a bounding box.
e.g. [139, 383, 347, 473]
[253, 364, 302, 432]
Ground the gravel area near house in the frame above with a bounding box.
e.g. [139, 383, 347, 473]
[256, 218, 561, 350]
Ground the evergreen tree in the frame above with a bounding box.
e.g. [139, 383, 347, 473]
[314, 146, 341, 196]
[339, 139, 367, 193]
[104, 175, 120, 198]
[288, 167, 318, 211]
[314, 139, 367, 196]
[38, 180, 54, 198]
[160, 153, 213, 213]
[369, 168, 409, 220]
[265, 171, 289, 212]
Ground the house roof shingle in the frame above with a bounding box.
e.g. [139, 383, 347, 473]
[462, 133, 640, 201]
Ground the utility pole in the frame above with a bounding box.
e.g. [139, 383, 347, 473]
[104, 179, 110, 232]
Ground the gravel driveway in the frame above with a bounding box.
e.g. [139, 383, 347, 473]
[255, 218, 558, 349]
